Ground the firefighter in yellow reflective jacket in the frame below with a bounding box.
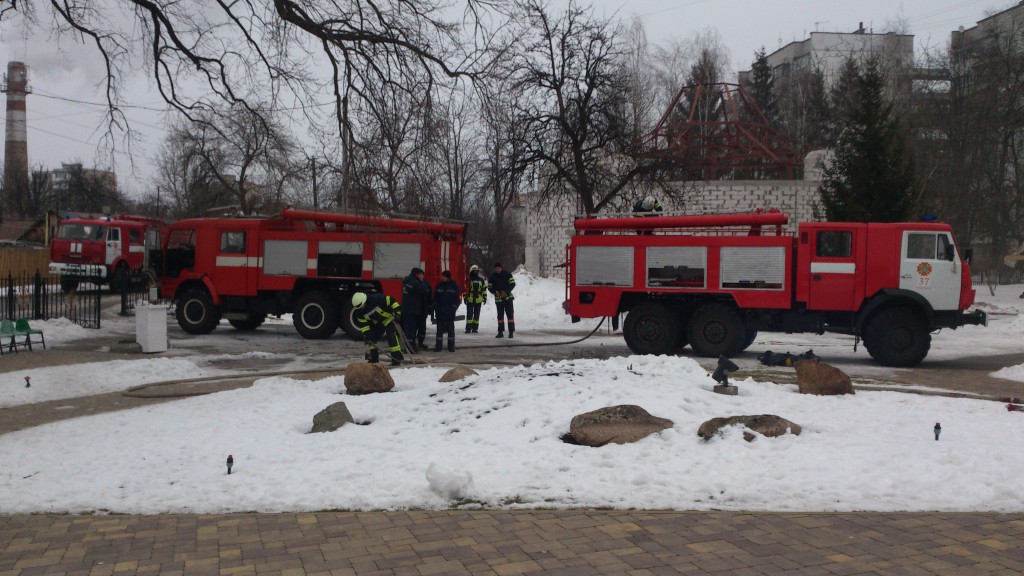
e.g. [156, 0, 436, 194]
[464, 264, 487, 333]
[351, 292, 405, 366]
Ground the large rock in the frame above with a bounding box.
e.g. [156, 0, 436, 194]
[569, 405, 673, 447]
[344, 363, 395, 395]
[795, 359, 855, 395]
[439, 365, 477, 383]
[311, 402, 355, 433]
[697, 414, 802, 441]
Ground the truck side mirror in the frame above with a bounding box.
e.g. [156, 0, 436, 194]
[962, 247, 973, 264]
[945, 245, 956, 262]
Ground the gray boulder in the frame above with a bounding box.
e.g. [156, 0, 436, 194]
[312, 402, 355, 433]
[344, 363, 395, 395]
[570, 405, 673, 447]
[795, 359, 855, 395]
[439, 365, 477, 382]
[698, 414, 802, 441]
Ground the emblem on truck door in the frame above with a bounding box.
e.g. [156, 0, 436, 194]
[916, 262, 932, 276]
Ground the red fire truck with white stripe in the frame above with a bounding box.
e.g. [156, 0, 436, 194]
[159, 209, 467, 339]
[49, 214, 165, 292]
[565, 210, 987, 367]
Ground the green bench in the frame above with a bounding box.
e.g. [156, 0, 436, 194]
[0, 318, 45, 354]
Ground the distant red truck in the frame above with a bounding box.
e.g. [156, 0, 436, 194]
[565, 210, 987, 367]
[49, 214, 166, 292]
[159, 209, 467, 339]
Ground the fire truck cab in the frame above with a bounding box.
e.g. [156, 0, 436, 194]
[566, 210, 987, 367]
[49, 214, 165, 292]
[160, 209, 467, 339]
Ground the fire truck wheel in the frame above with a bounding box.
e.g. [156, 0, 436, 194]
[108, 265, 127, 294]
[687, 303, 745, 358]
[59, 277, 80, 293]
[339, 299, 362, 340]
[176, 289, 221, 335]
[623, 302, 681, 355]
[863, 307, 931, 367]
[294, 292, 340, 339]
[228, 314, 266, 331]
[740, 329, 758, 352]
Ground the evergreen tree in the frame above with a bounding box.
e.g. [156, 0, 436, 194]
[748, 47, 776, 122]
[818, 57, 916, 222]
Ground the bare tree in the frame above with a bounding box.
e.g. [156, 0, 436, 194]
[185, 105, 299, 214]
[927, 10, 1024, 273]
[0, 0, 508, 169]
[514, 0, 665, 215]
[348, 70, 434, 213]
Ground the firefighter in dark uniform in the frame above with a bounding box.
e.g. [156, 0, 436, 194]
[433, 270, 461, 351]
[464, 264, 487, 333]
[487, 262, 516, 338]
[401, 267, 430, 352]
[352, 292, 404, 366]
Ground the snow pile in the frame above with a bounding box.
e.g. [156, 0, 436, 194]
[2, 356, 1023, 514]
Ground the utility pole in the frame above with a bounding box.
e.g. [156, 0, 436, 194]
[311, 157, 319, 209]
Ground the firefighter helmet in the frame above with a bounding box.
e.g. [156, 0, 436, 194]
[641, 196, 656, 210]
[470, 264, 479, 272]
[351, 292, 367, 308]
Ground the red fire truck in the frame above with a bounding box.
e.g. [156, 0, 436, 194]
[159, 208, 467, 339]
[49, 214, 165, 292]
[565, 210, 987, 367]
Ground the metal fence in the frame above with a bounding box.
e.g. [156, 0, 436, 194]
[119, 270, 160, 316]
[2, 272, 102, 329]
[972, 267, 1024, 286]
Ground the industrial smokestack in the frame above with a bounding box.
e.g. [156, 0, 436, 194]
[3, 61, 30, 217]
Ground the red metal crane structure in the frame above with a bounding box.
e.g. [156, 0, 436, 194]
[638, 82, 805, 180]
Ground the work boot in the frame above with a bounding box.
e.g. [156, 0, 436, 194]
[495, 332, 504, 338]
[368, 349, 379, 364]
[434, 344, 442, 352]
[390, 351, 404, 366]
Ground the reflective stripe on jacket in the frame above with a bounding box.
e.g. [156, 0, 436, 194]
[487, 270, 516, 302]
[465, 274, 487, 304]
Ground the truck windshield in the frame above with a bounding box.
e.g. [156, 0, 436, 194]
[56, 223, 106, 241]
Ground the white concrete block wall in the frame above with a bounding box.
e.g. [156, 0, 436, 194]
[525, 180, 821, 279]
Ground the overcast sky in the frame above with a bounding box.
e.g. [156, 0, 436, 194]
[0, 0, 1015, 198]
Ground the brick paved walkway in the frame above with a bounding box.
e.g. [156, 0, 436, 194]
[3, 511, 1023, 575]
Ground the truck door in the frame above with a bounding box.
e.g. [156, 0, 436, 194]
[105, 227, 122, 266]
[807, 228, 858, 311]
[214, 230, 249, 296]
[900, 231, 960, 311]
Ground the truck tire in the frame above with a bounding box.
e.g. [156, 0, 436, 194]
[623, 302, 680, 355]
[862, 307, 930, 367]
[687, 303, 745, 358]
[293, 292, 340, 339]
[229, 313, 266, 332]
[59, 276, 80, 293]
[339, 298, 362, 340]
[740, 329, 758, 352]
[108, 264, 127, 294]
[176, 289, 221, 335]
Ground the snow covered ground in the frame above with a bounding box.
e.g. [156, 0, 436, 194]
[1, 272, 1023, 514]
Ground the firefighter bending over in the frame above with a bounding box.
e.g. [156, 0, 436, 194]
[351, 292, 405, 366]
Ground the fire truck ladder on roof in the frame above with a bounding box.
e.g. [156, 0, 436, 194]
[281, 208, 465, 235]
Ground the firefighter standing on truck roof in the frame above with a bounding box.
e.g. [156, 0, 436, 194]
[401, 267, 430, 352]
[464, 265, 487, 333]
[351, 292, 405, 366]
[488, 262, 516, 338]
